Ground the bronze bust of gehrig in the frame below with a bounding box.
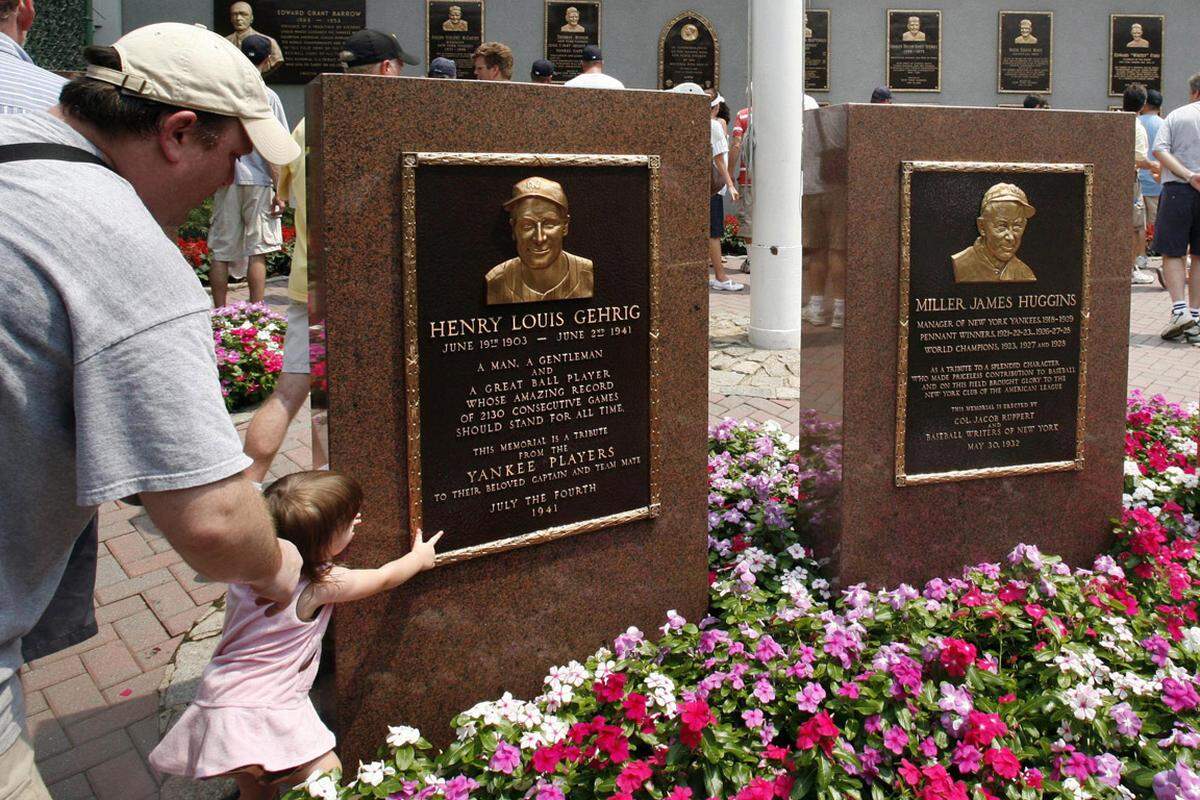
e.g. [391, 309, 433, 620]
[951, 182, 1038, 283]
[486, 177, 594, 305]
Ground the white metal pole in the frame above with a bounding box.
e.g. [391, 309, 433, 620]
[747, 0, 804, 350]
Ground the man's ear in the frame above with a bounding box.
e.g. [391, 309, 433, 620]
[17, 0, 35, 36]
[976, 216, 986, 236]
[157, 110, 201, 164]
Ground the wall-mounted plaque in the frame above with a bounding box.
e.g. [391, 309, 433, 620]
[805, 9, 830, 92]
[998, 11, 1052, 94]
[401, 152, 662, 565]
[1109, 13, 1163, 96]
[886, 9, 941, 92]
[544, 0, 600, 82]
[426, 1, 483, 79]
[658, 10, 719, 91]
[896, 161, 1092, 486]
[214, 0, 366, 85]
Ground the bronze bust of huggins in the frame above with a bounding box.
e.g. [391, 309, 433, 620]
[486, 177, 594, 305]
[951, 182, 1038, 283]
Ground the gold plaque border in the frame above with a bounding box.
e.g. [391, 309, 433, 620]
[543, 0, 602, 83]
[895, 159, 1094, 488]
[1108, 13, 1165, 98]
[885, 9, 942, 93]
[996, 10, 1053, 95]
[657, 9, 720, 91]
[424, 0, 486, 72]
[804, 9, 831, 93]
[401, 151, 663, 566]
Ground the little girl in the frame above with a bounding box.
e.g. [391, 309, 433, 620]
[150, 470, 442, 798]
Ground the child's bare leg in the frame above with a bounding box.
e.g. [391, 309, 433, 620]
[272, 750, 341, 790]
[233, 771, 275, 800]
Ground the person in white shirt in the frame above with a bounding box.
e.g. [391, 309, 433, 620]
[562, 45, 624, 89]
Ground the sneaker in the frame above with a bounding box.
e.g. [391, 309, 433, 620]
[1132, 269, 1156, 285]
[708, 278, 722, 289]
[1135, 254, 1149, 270]
[714, 279, 744, 291]
[1161, 311, 1195, 340]
[831, 307, 844, 329]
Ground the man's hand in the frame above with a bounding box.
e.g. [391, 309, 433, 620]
[249, 538, 303, 613]
[729, 185, 741, 203]
[269, 194, 286, 217]
[1189, 172, 1200, 192]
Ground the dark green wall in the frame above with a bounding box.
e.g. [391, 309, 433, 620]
[25, 0, 91, 71]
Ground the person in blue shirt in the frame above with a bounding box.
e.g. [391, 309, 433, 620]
[1139, 88, 1165, 243]
[0, 0, 66, 114]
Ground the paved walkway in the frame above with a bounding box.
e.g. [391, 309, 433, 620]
[21, 269, 1197, 798]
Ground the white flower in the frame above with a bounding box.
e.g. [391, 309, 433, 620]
[357, 760, 394, 786]
[1123, 459, 1142, 477]
[456, 720, 477, 740]
[546, 661, 588, 688]
[386, 724, 421, 748]
[296, 771, 338, 800]
[513, 701, 544, 729]
[1180, 627, 1200, 656]
[592, 658, 617, 680]
[1063, 683, 1106, 721]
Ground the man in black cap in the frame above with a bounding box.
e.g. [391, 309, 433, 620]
[338, 28, 419, 75]
[563, 44, 623, 88]
[870, 86, 892, 103]
[428, 56, 456, 78]
[531, 58, 555, 84]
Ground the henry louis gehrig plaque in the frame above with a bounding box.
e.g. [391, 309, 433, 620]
[426, 1, 483, 79]
[544, 1, 600, 82]
[1109, 14, 1163, 96]
[887, 9, 941, 92]
[896, 161, 1093, 486]
[402, 152, 661, 565]
[998, 11, 1052, 94]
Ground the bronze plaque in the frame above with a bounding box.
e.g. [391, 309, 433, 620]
[886, 9, 941, 92]
[998, 11, 1052, 94]
[805, 9, 830, 92]
[544, 0, 600, 82]
[659, 10, 719, 91]
[1109, 13, 1163, 96]
[402, 153, 661, 565]
[214, 0, 365, 85]
[896, 161, 1092, 486]
[426, 1, 483, 79]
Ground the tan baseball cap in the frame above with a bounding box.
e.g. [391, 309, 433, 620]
[981, 183, 1036, 217]
[84, 23, 300, 165]
[503, 177, 568, 213]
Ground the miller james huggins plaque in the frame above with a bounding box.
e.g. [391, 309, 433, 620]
[998, 11, 1052, 94]
[658, 11, 718, 91]
[1109, 14, 1163, 96]
[426, 1, 483, 79]
[896, 161, 1093, 486]
[805, 10, 830, 93]
[402, 152, 661, 565]
[886, 9, 941, 92]
[215, 0, 366, 85]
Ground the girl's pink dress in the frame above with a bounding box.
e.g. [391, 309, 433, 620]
[149, 580, 334, 779]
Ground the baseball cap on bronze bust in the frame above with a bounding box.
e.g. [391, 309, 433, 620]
[342, 29, 420, 68]
[981, 183, 1036, 216]
[83, 22, 299, 165]
[503, 177, 568, 213]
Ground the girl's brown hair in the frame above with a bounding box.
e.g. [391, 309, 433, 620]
[263, 471, 363, 583]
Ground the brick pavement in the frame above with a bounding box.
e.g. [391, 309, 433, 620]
[23, 269, 1196, 798]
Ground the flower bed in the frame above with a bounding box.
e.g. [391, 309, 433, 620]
[178, 198, 296, 285]
[287, 393, 1198, 800]
[213, 301, 286, 411]
[721, 214, 747, 256]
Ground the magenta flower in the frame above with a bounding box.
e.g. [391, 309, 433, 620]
[741, 708, 764, 729]
[1162, 678, 1200, 712]
[882, 726, 909, 755]
[753, 677, 775, 703]
[1110, 702, 1142, 737]
[952, 742, 982, 774]
[488, 742, 521, 774]
[795, 681, 826, 713]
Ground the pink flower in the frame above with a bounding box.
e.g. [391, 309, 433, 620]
[534, 783, 565, 800]
[939, 639, 977, 678]
[984, 747, 1021, 780]
[753, 677, 776, 703]
[963, 711, 1008, 748]
[952, 742, 982, 774]
[741, 708, 764, 729]
[615, 760, 653, 793]
[488, 741, 521, 774]
[666, 788, 693, 800]
[920, 737, 939, 758]
[1162, 678, 1200, 712]
[883, 726, 909, 755]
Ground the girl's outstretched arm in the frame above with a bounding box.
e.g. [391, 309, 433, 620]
[299, 530, 442, 616]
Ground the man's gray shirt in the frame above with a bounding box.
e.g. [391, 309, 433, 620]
[0, 112, 250, 753]
[1154, 100, 1200, 183]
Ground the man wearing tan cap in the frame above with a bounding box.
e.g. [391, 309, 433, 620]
[0, 23, 302, 795]
[951, 183, 1038, 283]
[486, 176, 594, 305]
